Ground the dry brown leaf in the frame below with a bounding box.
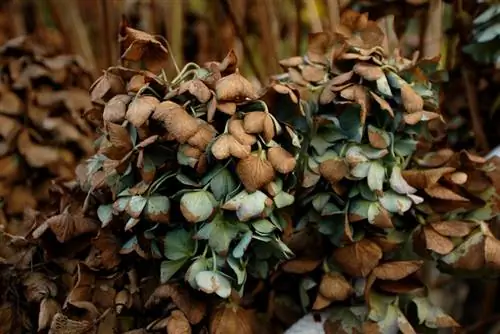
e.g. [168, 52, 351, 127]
[126, 95, 159, 127]
[228, 119, 257, 146]
[33, 208, 99, 243]
[179, 79, 211, 103]
[353, 62, 384, 81]
[400, 83, 423, 113]
[403, 111, 441, 125]
[301, 65, 325, 82]
[262, 114, 276, 142]
[416, 149, 454, 168]
[166, 310, 192, 334]
[423, 226, 454, 255]
[318, 272, 352, 301]
[211, 134, 251, 160]
[281, 258, 321, 274]
[90, 70, 125, 103]
[402, 167, 455, 189]
[236, 154, 275, 192]
[485, 236, 500, 270]
[430, 220, 475, 237]
[187, 122, 216, 151]
[368, 126, 389, 149]
[85, 230, 121, 270]
[38, 298, 61, 332]
[312, 293, 332, 310]
[243, 111, 266, 134]
[119, 18, 169, 73]
[279, 56, 304, 68]
[0, 303, 14, 334]
[145, 284, 206, 325]
[48, 313, 91, 334]
[370, 91, 394, 117]
[333, 239, 383, 277]
[319, 159, 349, 185]
[0, 88, 22, 115]
[0, 114, 21, 140]
[17, 130, 65, 168]
[372, 260, 423, 280]
[209, 304, 256, 334]
[449, 172, 468, 185]
[267, 146, 296, 174]
[152, 101, 199, 143]
[215, 71, 256, 101]
[424, 185, 469, 201]
[23, 272, 58, 302]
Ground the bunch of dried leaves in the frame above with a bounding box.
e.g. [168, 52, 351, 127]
[0, 31, 95, 333]
[273, 9, 500, 333]
[18, 20, 302, 333]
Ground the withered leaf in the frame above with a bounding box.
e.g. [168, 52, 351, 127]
[301, 65, 325, 82]
[318, 272, 352, 301]
[422, 226, 455, 255]
[319, 159, 349, 185]
[119, 18, 169, 73]
[33, 208, 99, 243]
[333, 239, 383, 277]
[166, 310, 192, 334]
[402, 167, 455, 189]
[209, 304, 256, 334]
[126, 95, 159, 127]
[145, 284, 206, 325]
[23, 272, 58, 302]
[215, 71, 256, 101]
[179, 79, 211, 103]
[38, 298, 61, 332]
[236, 154, 275, 192]
[152, 101, 199, 143]
[400, 83, 423, 113]
[85, 230, 121, 270]
[485, 236, 500, 270]
[431, 220, 475, 237]
[281, 258, 321, 274]
[403, 111, 441, 125]
[353, 62, 384, 81]
[369, 91, 394, 117]
[267, 146, 296, 174]
[424, 185, 469, 202]
[48, 313, 91, 334]
[372, 260, 423, 280]
[228, 118, 256, 146]
[243, 111, 266, 134]
[416, 149, 454, 168]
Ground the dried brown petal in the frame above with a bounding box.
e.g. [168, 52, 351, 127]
[431, 220, 475, 238]
[372, 260, 423, 280]
[279, 56, 304, 68]
[126, 95, 159, 127]
[187, 123, 216, 150]
[301, 65, 325, 82]
[353, 62, 384, 81]
[319, 159, 349, 184]
[423, 226, 454, 255]
[48, 313, 91, 334]
[425, 185, 469, 201]
[281, 258, 321, 274]
[38, 298, 61, 332]
[402, 167, 455, 189]
[236, 154, 275, 192]
[333, 239, 383, 277]
[215, 72, 256, 101]
[318, 272, 352, 301]
[400, 83, 423, 113]
[228, 119, 257, 146]
[243, 111, 266, 134]
[209, 304, 256, 334]
[152, 101, 199, 143]
[179, 79, 211, 103]
[167, 310, 192, 334]
[267, 146, 296, 174]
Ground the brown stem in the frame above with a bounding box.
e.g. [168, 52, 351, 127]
[221, 0, 265, 84]
[294, 0, 303, 56]
[98, 0, 113, 69]
[326, 0, 340, 31]
[462, 68, 489, 153]
[423, 0, 443, 58]
[305, 0, 323, 33]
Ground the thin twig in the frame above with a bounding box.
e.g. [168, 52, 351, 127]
[423, 0, 443, 58]
[462, 68, 490, 153]
[99, 0, 113, 69]
[294, 0, 303, 55]
[221, 0, 265, 83]
[256, 0, 280, 76]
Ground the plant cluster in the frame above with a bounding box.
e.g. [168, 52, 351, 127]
[3, 10, 500, 334]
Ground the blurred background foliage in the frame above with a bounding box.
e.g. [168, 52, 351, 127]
[1, 0, 500, 332]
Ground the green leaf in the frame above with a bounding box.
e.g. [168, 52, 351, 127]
[195, 215, 240, 255]
[393, 138, 418, 157]
[113, 196, 130, 212]
[124, 217, 140, 231]
[252, 219, 276, 235]
[126, 195, 148, 218]
[312, 193, 330, 212]
[223, 190, 269, 222]
[351, 162, 371, 178]
[379, 191, 412, 214]
[120, 235, 139, 254]
[210, 168, 237, 200]
[176, 173, 201, 187]
[227, 256, 246, 285]
[160, 259, 187, 283]
[367, 162, 385, 192]
[325, 307, 364, 333]
[321, 202, 342, 216]
[349, 199, 371, 220]
[143, 195, 170, 223]
[180, 191, 217, 223]
[195, 271, 232, 298]
[164, 229, 195, 260]
[97, 204, 113, 227]
[233, 230, 253, 258]
[185, 257, 210, 289]
[274, 191, 295, 208]
[339, 106, 363, 142]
